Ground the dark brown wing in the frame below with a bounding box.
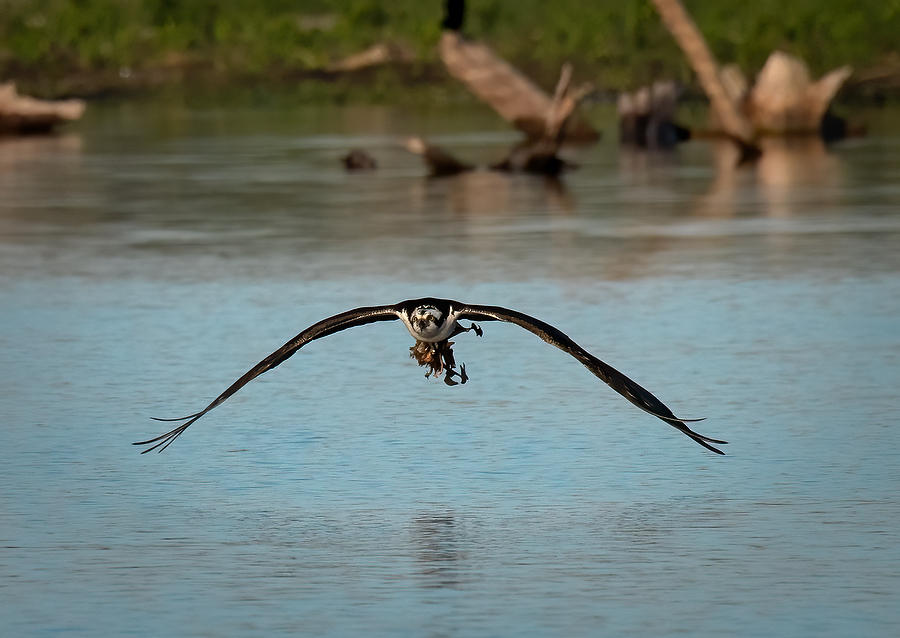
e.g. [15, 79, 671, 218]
[135, 304, 402, 453]
[456, 303, 727, 454]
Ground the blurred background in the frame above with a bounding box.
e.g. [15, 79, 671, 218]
[1, 0, 898, 100]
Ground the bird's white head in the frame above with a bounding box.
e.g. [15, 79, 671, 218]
[401, 304, 449, 341]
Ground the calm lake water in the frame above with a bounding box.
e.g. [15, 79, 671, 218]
[2, 97, 899, 637]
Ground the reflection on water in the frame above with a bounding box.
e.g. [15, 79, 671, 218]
[1, 99, 900, 637]
[411, 512, 465, 588]
[407, 170, 575, 217]
[701, 136, 845, 217]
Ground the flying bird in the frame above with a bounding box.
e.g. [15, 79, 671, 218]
[135, 298, 726, 454]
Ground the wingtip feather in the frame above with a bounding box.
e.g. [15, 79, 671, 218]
[150, 411, 204, 423]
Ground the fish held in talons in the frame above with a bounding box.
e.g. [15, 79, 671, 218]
[409, 339, 469, 385]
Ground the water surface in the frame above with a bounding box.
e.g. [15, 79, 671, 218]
[1, 99, 899, 636]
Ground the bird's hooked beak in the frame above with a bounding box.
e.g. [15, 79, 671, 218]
[412, 307, 442, 330]
[414, 314, 436, 330]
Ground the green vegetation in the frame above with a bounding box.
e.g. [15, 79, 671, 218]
[1, 0, 898, 98]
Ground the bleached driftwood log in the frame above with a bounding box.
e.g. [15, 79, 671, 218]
[438, 31, 597, 142]
[0, 82, 85, 135]
[651, 0, 852, 143]
[744, 51, 852, 134]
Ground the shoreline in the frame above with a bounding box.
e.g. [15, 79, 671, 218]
[8, 57, 900, 106]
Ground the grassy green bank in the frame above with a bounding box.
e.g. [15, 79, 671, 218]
[2, 0, 898, 99]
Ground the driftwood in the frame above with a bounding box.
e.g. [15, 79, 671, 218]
[0, 82, 85, 135]
[438, 1, 597, 142]
[716, 54, 853, 139]
[651, 0, 852, 145]
[406, 64, 590, 177]
[650, 0, 756, 150]
[618, 80, 691, 148]
[743, 52, 852, 134]
[327, 42, 413, 73]
[491, 63, 591, 174]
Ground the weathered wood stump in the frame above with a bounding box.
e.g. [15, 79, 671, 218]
[650, 0, 853, 147]
[744, 52, 852, 135]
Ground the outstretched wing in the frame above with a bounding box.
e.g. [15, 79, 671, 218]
[135, 304, 402, 453]
[456, 303, 727, 454]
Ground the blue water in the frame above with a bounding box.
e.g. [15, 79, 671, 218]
[1, 100, 899, 636]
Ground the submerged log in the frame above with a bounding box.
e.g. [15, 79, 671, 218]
[404, 136, 475, 177]
[0, 82, 85, 135]
[405, 134, 571, 178]
[341, 149, 377, 171]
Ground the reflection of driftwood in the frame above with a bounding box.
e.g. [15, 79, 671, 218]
[0, 82, 85, 135]
[618, 81, 691, 148]
[327, 42, 413, 72]
[699, 136, 844, 219]
[438, 0, 597, 142]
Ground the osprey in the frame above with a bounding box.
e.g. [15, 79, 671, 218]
[135, 298, 726, 454]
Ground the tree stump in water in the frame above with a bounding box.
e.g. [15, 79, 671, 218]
[651, 0, 852, 145]
[744, 52, 852, 135]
